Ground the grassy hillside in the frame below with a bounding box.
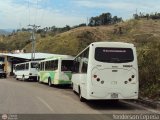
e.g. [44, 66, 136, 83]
[24, 26, 114, 55]
[25, 19, 160, 54]
[0, 32, 31, 50]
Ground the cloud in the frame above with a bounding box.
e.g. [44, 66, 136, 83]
[74, 0, 160, 11]
[74, 0, 134, 9]
[0, 0, 86, 29]
[0, 0, 160, 29]
[73, 0, 160, 20]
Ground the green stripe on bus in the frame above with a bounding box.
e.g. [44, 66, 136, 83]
[54, 80, 71, 85]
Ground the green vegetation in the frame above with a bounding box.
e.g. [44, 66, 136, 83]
[133, 12, 160, 20]
[111, 20, 160, 100]
[0, 32, 31, 51]
[88, 12, 122, 26]
[0, 18, 159, 100]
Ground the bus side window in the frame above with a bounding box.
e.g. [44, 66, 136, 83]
[73, 61, 80, 73]
[41, 62, 44, 71]
[80, 48, 89, 73]
[16, 65, 18, 71]
[48, 61, 52, 71]
[40, 63, 42, 71]
[26, 63, 29, 70]
[81, 61, 88, 73]
[38, 63, 40, 70]
[23, 64, 25, 70]
[45, 61, 49, 71]
[42, 62, 44, 71]
[52, 60, 58, 70]
[17, 65, 20, 71]
[19, 64, 23, 70]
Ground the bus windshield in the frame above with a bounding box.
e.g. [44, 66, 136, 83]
[61, 60, 73, 71]
[95, 47, 134, 63]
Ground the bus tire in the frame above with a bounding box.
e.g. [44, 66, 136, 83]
[4, 75, 7, 78]
[48, 78, 52, 87]
[79, 86, 85, 102]
[72, 83, 76, 94]
[37, 76, 40, 82]
[22, 75, 25, 81]
[15, 75, 18, 80]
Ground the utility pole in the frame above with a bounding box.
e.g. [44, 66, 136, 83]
[28, 24, 40, 61]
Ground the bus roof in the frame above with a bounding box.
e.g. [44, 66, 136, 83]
[74, 42, 135, 58]
[40, 55, 74, 62]
[15, 61, 39, 65]
[46, 55, 73, 59]
[90, 42, 134, 47]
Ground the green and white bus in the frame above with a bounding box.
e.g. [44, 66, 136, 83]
[38, 56, 74, 86]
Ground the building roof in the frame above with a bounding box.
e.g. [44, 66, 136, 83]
[0, 53, 72, 60]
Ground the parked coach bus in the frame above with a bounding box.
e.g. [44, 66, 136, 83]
[14, 61, 39, 81]
[38, 56, 74, 86]
[72, 42, 139, 102]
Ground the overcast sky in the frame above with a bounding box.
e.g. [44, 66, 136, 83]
[0, 0, 160, 29]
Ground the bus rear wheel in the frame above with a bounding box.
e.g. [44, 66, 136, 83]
[48, 78, 52, 87]
[37, 76, 40, 82]
[72, 83, 76, 94]
[22, 75, 25, 81]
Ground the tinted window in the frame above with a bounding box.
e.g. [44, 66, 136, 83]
[0, 64, 4, 70]
[40, 62, 45, 71]
[61, 60, 73, 71]
[73, 47, 89, 73]
[73, 60, 80, 73]
[26, 63, 29, 69]
[0, 57, 4, 61]
[95, 47, 134, 63]
[53, 60, 58, 70]
[81, 62, 88, 73]
[31, 63, 38, 68]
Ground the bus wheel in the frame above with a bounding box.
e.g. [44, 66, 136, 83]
[72, 83, 76, 94]
[15, 76, 18, 80]
[79, 87, 85, 102]
[4, 75, 7, 78]
[48, 78, 52, 87]
[37, 76, 40, 82]
[22, 75, 25, 81]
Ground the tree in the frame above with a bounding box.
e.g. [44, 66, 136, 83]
[88, 12, 122, 26]
[100, 13, 112, 25]
[133, 14, 139, 19]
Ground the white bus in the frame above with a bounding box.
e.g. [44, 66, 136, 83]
[38, 56, 74, 86]
[14, 61, 39, 81]
[72, 42, 139, 101]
